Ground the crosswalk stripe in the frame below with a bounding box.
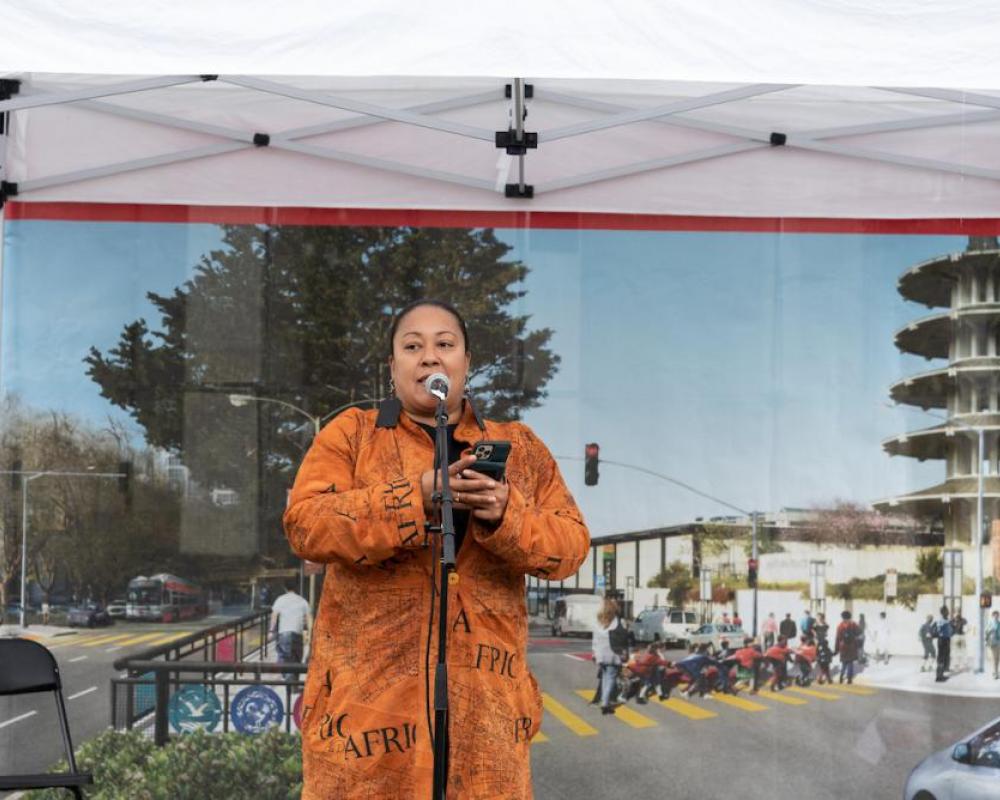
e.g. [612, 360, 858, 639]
[821, 683, 876, 696]
[532, 731, 549, 743]
[115, 632, 171, 646]
[143, 631, 193, 646]
[653, 696, 717, 720]
[708, 692, 769, 712]
[542, 693, 598, 736]
[80, 634, 131, 647]
[574, 690, 658, 729]
[786, 686, 841, 701]
[752, 690, 807, 706]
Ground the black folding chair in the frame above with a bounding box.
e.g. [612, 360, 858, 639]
[0, 638, 93, 798]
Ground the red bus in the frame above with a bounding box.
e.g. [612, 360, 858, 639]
[126, 573, 207, 622]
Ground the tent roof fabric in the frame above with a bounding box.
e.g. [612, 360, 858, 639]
[5, 1, 1000, 89]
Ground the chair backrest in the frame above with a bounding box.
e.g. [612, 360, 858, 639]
[0, 638, 61, 696]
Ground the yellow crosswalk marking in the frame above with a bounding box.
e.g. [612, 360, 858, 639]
[821, 683, 876, 696]
[574, 690, 658, 729]
[786, 686, 840, 701]
[80, 634, 131, 647]
[654, 695, 717, 720]
[531, 731, 549, 743]
[708, 692, 769, 712]
[142, 631, 193, 646]
[752, 690, 807, 706]
[542, 693, 598, 736]
[115, 632, 172, 646]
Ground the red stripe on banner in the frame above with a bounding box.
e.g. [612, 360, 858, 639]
[6, 201, 1000, 234]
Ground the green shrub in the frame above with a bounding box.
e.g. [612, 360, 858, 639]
[27, 728, 302, 800]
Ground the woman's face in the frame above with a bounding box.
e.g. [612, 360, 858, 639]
[389, 305, 470, 420]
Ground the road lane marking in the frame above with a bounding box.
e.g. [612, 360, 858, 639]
[0, 711, 37, 729]
[786, 686, 841, 701]
[532, 731, 549, 743]
[79, 633, 131, 647]
[68, 656, 87, 663]
[115, 632, 171, 646]
[708, 692, 769, 712]
[821, 683, 876, 696]
[68, 686, 98, 700]
[653, 696, 717, 720]
[142, 631, 193, 646]
[574, 690, 658, 728]
[753, 691, 807, 706]
[541, 693, 598, 736]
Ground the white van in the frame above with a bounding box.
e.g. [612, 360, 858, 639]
[551, 593, 603, 637]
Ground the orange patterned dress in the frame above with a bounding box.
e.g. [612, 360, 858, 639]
[284, 399, 590, 799]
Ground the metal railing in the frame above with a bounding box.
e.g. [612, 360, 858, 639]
[111, 660, 306, 745]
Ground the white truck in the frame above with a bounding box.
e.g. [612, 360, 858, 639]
[551, 593, 603, 637]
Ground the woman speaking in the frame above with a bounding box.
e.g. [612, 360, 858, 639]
[284, 299, 590, 799]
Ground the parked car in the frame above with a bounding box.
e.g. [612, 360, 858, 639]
[905, 714, 1000, 799]
[66, 603, 113, 628]
[106, 598, 128, 618]
[632, 607, 699, 646]
[686, 622, 746, 653]
[551, 594, 603, 637]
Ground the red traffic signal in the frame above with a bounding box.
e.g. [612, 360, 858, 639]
[584, 443, 599, 486]
[747, 558, 759, 588]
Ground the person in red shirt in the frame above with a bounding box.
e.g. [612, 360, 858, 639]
[793, 636, 817, 686]
[650, 643, 681, 699]
[764, 636, 793, 691]
[732, 637, 765, 693]
[624, 645, 660, 703]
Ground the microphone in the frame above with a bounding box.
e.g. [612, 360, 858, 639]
[425, 373, 450, 401]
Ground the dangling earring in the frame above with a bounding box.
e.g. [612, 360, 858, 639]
[388, 376, 396, 396]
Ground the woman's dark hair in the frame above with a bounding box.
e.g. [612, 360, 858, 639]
[388, 299, 469, 356]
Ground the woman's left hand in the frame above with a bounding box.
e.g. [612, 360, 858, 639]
[453, 467, 509, 524]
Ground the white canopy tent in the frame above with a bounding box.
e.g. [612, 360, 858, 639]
[3, 1, 1000, 220]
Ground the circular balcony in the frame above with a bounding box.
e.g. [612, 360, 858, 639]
[889, 362, 1000, 409]
[898, 250, 1000, 308]
[894, 306, 1000, 360]
[873, 476, 1000, 516]
[882, 420, 1000, 460]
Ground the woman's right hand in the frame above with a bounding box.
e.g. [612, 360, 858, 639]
[420, 454, 497, 515]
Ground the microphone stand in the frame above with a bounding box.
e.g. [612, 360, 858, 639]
[430, 394, 456, 800]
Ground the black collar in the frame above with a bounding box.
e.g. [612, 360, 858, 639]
[375, 395, 485, 432]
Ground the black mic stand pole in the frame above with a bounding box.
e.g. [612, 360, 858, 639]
[431, 395, 456, 800]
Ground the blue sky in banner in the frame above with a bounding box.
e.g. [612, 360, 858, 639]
[1, 220, 963, 536]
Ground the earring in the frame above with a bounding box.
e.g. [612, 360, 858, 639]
[388, 376, 396, 396]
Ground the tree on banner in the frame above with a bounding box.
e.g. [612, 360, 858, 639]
[85, 225, 559, 559]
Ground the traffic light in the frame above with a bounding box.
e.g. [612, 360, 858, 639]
[747, 558, 759, 589]
[118, 461, 132, 509]
[981, 592, 993, 609]
[584, 443, 599, 486]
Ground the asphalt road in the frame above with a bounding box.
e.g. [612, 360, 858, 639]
[0, 614, 249, 797]
[526, 637, 995, 800]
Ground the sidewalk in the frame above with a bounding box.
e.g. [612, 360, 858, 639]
[0, 623, 79, 640]
[859, 655, 1000, 698]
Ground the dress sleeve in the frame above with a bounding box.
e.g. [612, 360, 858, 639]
[471, 425, 590, 580]
[282, 409, 429, 567]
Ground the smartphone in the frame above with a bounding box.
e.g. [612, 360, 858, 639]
[469, 440, 511, 481]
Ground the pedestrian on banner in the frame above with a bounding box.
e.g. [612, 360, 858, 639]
[952, 610, 968, 671]
[780, 612, 798, 645]
[719, 611, 731, 625]
[857, 612, 868, 665]
[835, 610, 861, 684]
[871, 611, 891, 665]
[41, 599, 50, 626]
[813, 612, 830, 645]
[816, 636, 834, 685]
[933, 606, 954, 683]
[283, 300, 590, 798]
[799, 609, 814, 639]
[732, 611, 743, 628]
[764, 636, 793, 691]
[919, 614, 937, 673]
[762, 612, 778, 648]
[986, 610, 1000, 679]
[270, 582, 312, 682]
[593, 597, 625, 714]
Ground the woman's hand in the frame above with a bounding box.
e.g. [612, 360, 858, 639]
[420, 455, 509, 522]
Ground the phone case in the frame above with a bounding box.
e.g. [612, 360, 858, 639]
[470, 440, 511, 480]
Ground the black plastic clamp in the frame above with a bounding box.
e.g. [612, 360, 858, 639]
[0, 79, 21, 100]
[200, 75, 219, 82]
[495, 129, 538, 156]
[0, 180, 19, 208]
[505, 83, 534, 99]
[252, 133, 270, 147]
[770, 132, 787, 146]
[505, 183, 534, 199]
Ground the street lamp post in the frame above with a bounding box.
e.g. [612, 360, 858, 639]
[227, 393, 378, 612]
[2, 469, 126, 629]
